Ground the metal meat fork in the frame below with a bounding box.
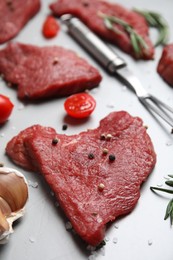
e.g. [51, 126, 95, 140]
[61, 15, 173, 132]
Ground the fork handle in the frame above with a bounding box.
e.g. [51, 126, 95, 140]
[61, 15, 126, 72]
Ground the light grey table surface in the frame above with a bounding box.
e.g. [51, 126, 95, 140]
[0, 0, 173, 259]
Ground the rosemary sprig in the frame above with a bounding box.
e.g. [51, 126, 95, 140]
[98, 12, 148, 57]
[134, 9, 169, 47]
[150, 175, 173, 225]
[164, 199, 173, 225]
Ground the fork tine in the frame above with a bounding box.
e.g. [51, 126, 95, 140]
[139, 96, 173, 129]
[150, 95, 173, 113]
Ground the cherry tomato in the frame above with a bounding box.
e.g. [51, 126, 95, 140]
[0, 94, 14, 124]
[64, 93, 96, 119]
[42, 16, 60, 38]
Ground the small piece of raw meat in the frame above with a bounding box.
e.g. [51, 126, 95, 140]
[0, 0, 41, 44]
[6, 125, 57, 171]
[50, 0, 154, 60]
[6, 111, 156, 246]
[157, 44, 173, 87]
[0, 42, 102, 100]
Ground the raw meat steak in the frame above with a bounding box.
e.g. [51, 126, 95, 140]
[0, 42, 102, 100]
[6, 111, 156, 246]
[50, 0, 154, 60]
[0, 0, 40, 44]
[157, 44, 173, 87]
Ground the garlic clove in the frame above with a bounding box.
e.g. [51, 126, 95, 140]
[0, 209, 10, 244]
[0, 167, 28, 244]
[0, 209, 9, 234]
[0, 197, 12, 216]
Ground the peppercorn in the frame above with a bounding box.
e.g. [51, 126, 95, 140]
[53, 57, 59, 65]
[109, 154, 116, 161]
[100, 134, 106, 140]
[98, 183, 105, 191]
[62, 124, 68, 131]
[106, 134, 112, 140]
[102, 148, 108, 155]
[52, 138, 59, 145]
[88, 153, 94, 159]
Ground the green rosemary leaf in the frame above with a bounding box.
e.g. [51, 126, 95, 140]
[150, 186, 173, 194]
[144, 12, 158, 27]
[104, 17, 113, 30]
[164, 199, 173, 225]
[130, 32, 141, 56]
[135, 33, 148, 49]
[98, 12, 148, 57]
[164, 201, 171, 220]
[171, 207, 173, 225]
[104, 17, 122, 35]
[151, 175, 173, 225]
[155, 26, 168, 47]
[134, 8, 169, 46]
[165, 180, 173, 187]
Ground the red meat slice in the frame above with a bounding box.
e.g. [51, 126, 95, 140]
[50, 0, 154, 60]
[0, 0, 40, 44]
[157, 44, 173, 87]
[6, 111, 156, 246]
[0, 42, 102, 100]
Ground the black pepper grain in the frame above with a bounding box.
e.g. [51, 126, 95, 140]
[91, 212, 98, 216]
[109, 154, 116, 161]
[52, 57, 59, 65]
[62, 124, 68, 131]
[52, 138, 59, 145]
[100, 134, 106, 140]
[88, 153, 94, 159]
[82, 2, 89, 7]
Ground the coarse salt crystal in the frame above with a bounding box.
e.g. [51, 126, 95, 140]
[28, 180, 38, 188]
[86, 245, 96, 251]
[65, 221, 72, 230]
[18, 104, 25, 110]
[54, 201, 59, 208]
[114, 224, 119, 229]
[50, 191, 54, 196]
[88, 255, 95, 260]
[113, 237, 118, 244]
[166, 140, 173, 146]
[105, 236, 109, 242]
[148, 239, 153, 246]
[106, 103, 115, 108]
[29, 237, 35, 243]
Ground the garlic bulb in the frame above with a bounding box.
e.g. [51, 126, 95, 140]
[0, 167, 28, 244]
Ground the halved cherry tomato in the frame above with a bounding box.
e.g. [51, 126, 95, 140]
[64, 93, 96, 119]
[0, 94, 14, 124]
[42, 16, 60, 38]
